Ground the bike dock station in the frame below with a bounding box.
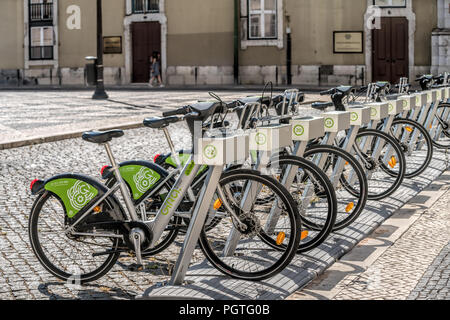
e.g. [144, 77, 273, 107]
[17, 75, 450, 301]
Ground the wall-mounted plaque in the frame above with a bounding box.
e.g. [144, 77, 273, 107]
[333, 31, 363, 54]
[103, 36, 122, 54]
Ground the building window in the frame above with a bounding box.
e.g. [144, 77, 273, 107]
[30, 0, 53, 22]
[30, 26, 54, 60]
[132, 0, 159, 13]
[373, 0, 407, 7]
[28, 0, 54, 61]
[248, 0, 277, 39]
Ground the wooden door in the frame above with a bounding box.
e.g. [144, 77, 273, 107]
[132, 22, 161, 83]
[372, 17, 408, 84]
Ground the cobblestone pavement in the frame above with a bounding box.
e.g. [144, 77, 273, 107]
[300, 187, 450, 300]
[0, 123, 196, 299]
[0, 90, 447, 300]
[0, 90, 324, 145]
[407, 241, 450, 300]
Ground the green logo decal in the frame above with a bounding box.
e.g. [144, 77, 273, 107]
[402, 100, 408, 108]
[120, 165, 161, 200]
[388, 103, 394, 112]
[45, 178, 98, 218]
[165, 153, 191, 168]
[185, 161, 195, 175]
[293, 125, 305, 136]
[371, 107, 377, 117]
[203, 145, 218, 160]
[350, 112, 359, 122]
[416, 96, 420, 104]
[161, 188, 182, 215]
[255, 133, 267, 145]
[324, 118, 334, 128]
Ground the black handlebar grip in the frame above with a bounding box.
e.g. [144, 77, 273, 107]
[162, 106, 188, 117]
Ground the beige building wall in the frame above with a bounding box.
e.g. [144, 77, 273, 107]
[0, 0, 442, 86]
[289, 0, 366, 66]
[58, 0, 125, 68]
[166, 0, 234, 66]
[240, 0, 366, 66]
[413, 0, 437, 66]
[0, 0, 24, 69]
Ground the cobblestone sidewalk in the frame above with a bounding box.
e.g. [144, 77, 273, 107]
[291, 185, 450, 300]
[0, 90, 323, 147]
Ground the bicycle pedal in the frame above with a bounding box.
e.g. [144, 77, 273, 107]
[128, 263, 145, 272]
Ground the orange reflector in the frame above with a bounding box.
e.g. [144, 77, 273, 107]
[388, 156, 397, 168]
[391, 156, 397, 166]
[345, 202, 354, 213]
[405, 126, 413, 132]
[213, 198, 222, 210]
[276, 232, 286, 245]
[429, 124, 432, 129]
[301, 230, 309, 240]
[93, 206, 102, 213]
[345, 161, 349, 166]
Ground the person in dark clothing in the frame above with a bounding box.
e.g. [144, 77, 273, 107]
[149, 55, 163, 87]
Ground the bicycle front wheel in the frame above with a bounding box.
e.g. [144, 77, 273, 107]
[199, 169, 301, 281]
[351, 128, 406, 200]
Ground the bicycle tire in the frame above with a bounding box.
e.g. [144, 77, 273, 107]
[198, 169, 301, 281]
[303, 145, 368, 231]
[351, 128, 406, 200]
[29, 191, 123, 284]
[430, 106, 450, 149]
[388, 118, 433, 178]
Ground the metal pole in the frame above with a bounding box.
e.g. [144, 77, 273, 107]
[233, 0, 239, 85]
[92, 0, 108, 100]
[286, 29, 292, 85]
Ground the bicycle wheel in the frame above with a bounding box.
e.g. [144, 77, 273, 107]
[269, 155, 337, 252]
[350, 128, 406, 200]
[303, 145, 368, 231]
[431, 105, 450, 149]
[199, 169, 301, 281]
[105, 176, 180, 256]
[388, 118, 433, 178]
[29, 191, 124, 283]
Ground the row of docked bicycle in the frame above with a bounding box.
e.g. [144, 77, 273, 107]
[28, 73, 450, 286]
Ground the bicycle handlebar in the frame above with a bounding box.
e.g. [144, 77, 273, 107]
[162, 106, 190, 117]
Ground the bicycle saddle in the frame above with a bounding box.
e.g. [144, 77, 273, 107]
[82, 129, 124, 144]
[336, 86, 355, 95]
[311, 102, 334, 110]
[143, 116, 180, 129]
[238, 96, 272, 106]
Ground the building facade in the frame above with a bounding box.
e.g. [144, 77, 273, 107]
[0, 0, 448, 86]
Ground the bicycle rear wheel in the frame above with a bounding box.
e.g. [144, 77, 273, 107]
[388, 118, 433, 178]
[350, 128, 406, 200]
[199, 169, 301, 281]
[431, 105, 450, 149]
[303, 145, 368, 231]
[270, 155, 337, 251]
[29, 191, 124, 283]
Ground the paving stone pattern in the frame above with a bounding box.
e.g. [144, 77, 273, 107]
[0, 90, 447, 300]
[0, 90, 313, 145]
[408, 241, 450, 300]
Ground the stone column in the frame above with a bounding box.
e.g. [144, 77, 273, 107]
[431, 0, 450, 74]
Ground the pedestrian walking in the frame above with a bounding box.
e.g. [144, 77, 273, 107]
[149, 55, 163, 87]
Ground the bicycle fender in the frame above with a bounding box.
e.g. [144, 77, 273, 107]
[101, 160, 168, 203]
[39, 173, 113, 219]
